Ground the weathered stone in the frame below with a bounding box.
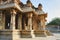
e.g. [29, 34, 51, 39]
[0, 0, 51, 40]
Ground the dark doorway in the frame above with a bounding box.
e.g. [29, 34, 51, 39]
[5, 13, 11, 29]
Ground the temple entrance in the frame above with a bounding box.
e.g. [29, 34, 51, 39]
[5, 13, 11, 29]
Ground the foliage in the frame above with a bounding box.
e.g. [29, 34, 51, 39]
[47, 17, 60, 26]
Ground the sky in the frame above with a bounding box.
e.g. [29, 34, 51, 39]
[20, 0, 60, 23]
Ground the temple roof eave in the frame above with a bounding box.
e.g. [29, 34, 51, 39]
[21, 6, 38, 15]
[22, 10, 38, 16]
[38, 13, 47, 17]
[0, 3, 23, 12]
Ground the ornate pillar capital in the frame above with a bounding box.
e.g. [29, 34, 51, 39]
[28, 13, 33, 18]
[10, 9, 17, 15]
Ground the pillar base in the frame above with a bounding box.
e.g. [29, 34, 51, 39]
[20, 30, 32, 38]
[34, 30, 53, 37]
[0, 29, 20, 40]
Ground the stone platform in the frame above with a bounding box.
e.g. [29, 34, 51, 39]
[20, 36, 56, 40]
[20, 30, 32, 38]
[0, 30, 12, 40]
[0, 30, 53, 40]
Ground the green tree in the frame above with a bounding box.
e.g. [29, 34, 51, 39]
[47, 18, 60, 26]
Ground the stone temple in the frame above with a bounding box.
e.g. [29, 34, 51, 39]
[0, 0, 51, 40]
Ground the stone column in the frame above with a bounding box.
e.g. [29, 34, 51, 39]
[10, 9, 16, 30]
[10, 9, 20, 40]
[28, 13, 33, 30]
[43, 17, 46, 30]
[38, 20, 41, 30]
[0, 11, 3, 30]
[24, 19, 26, 30]
[2, 12, 5, 30]
[40, 16, 45, 30]
[18, 14, 22, 30]
[41, 16, 47, 36]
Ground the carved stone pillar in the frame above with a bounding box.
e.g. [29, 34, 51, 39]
[0, 11, 3, 30]
[43, 16, 46, 30]
[10, 9, 16, 30]
[2, 12, 5, 30]
[24, 19, 26, 30]
[40, 16, 45, 30]
[28, 13, 33, 30]
[18, 14, 22, 30]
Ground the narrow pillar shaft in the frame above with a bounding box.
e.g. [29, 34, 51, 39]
[0, 11, 3, 30]
[28, 18, 32, 30]
[3, 13, 5, 30]
[38, 21, 41, 30]
[18, 14, 22, 30]
[24, 19, 26, 30]
[0, 11, 5, 30]
[40, 16, 45, 30]
[43, 18, 45, 30]
[33, 16, 38, 30]
[28, 13, 32, 30]
[10, 10, 16, 30]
